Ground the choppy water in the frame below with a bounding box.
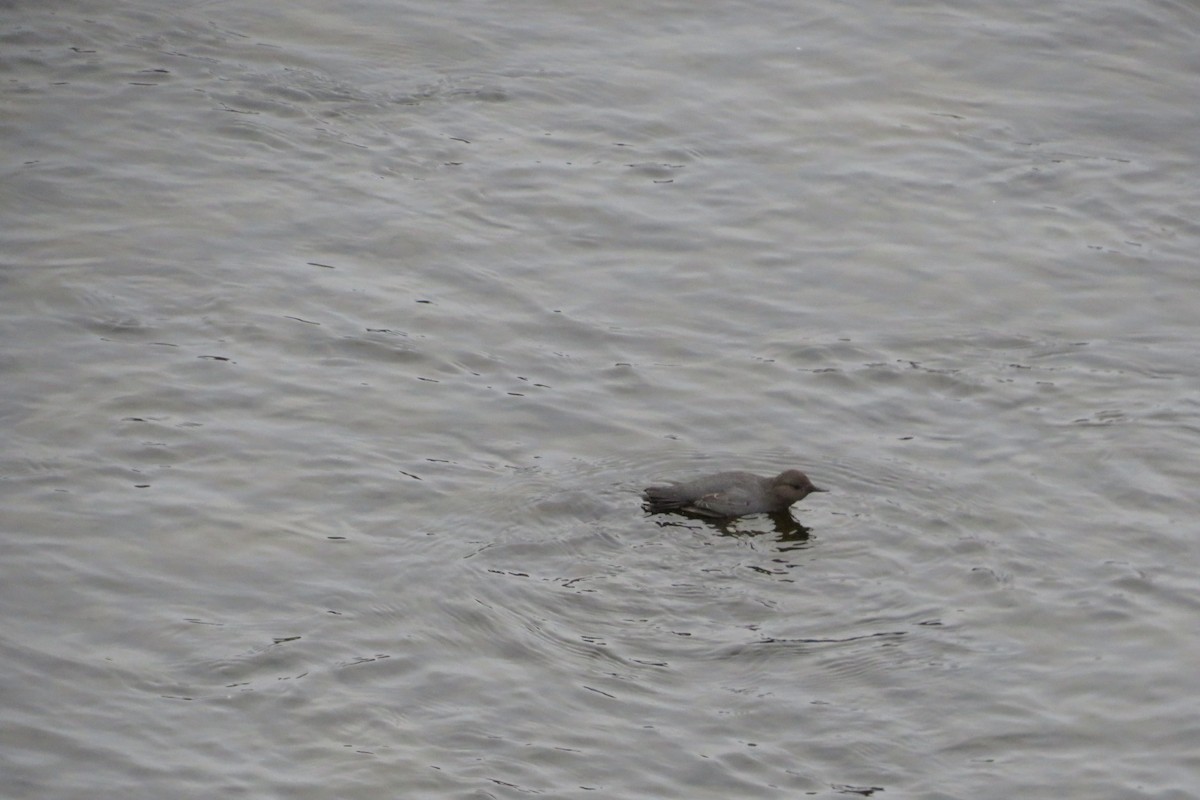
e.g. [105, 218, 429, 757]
[4, 0, 1200, 797]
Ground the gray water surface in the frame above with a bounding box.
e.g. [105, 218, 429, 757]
[4, 0, 1200, 797]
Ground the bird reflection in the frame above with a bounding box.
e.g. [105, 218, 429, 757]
[651, 509, 813, 547]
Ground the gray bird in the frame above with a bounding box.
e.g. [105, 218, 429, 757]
[642, 469, 827, 519]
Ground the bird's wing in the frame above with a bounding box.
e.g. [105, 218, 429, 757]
[689, 487, 753, 517]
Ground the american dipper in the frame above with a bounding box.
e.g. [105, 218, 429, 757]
[642, 469, 827, 519]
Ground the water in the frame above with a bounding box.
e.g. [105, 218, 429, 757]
[4, 0, 1200, 797]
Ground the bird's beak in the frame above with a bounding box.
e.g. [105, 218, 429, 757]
[812, 486, 829, 492]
